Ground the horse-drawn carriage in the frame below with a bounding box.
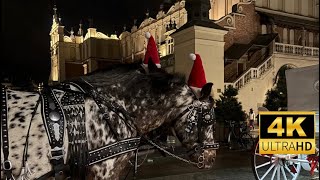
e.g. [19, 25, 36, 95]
[251, 65, 319, 180]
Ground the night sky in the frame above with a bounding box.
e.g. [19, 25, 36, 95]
[2, 0, 166, 83]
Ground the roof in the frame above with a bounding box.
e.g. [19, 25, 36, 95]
[225, 33, 278, 60]
[251, 33, 278, 47]
[258, 11, 319, 31]
[172, 19, 227, 35]
[225, 43, 251, 60]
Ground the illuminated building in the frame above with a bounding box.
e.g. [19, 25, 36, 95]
[50, 0, 319, 112]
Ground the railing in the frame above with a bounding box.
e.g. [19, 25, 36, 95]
[224, 56, 273, 90]
[160, 54, 175, 68]
[275, 43, 319, 57]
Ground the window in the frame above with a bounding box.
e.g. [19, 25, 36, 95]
[167, 39, 174, 55]
[70, 47, 76, 60]
[309, 32, 314, 47]
[83, 64, 88, 75]
[289, 29, 294, 44]
[52, 58, 59, 81]
[262, 24, 267, 34]
[283, 28, 288, 44]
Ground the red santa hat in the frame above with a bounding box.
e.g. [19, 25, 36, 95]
[188, 53, 207, 89]
[143, 32, 161, 68]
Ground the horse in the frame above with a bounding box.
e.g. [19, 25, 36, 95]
[1, 60, 218, 180]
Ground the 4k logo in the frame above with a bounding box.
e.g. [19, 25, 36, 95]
[259, 111, 315, 154]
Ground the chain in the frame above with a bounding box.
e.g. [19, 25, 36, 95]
[128, 147, 151, 167]
[145, 139, 197, 165]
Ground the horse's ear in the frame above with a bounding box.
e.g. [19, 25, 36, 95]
[200, 83, 213, 99]
[148, 58, 158, 73]
[148, 57, 167, 74]
[140, 64, 149, 74]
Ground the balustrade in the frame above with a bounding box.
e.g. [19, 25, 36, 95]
[225, 56, 273, 90]
[275, 43, 319, 57]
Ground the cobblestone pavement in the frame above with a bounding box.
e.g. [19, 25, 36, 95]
[121, 146, 317, 180]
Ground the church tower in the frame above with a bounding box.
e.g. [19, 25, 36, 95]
[49, 5, 65, 83]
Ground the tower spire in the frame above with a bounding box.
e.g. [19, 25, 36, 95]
[145, 9, 149, 19]
[53, 4, 59, 24]
[78, 20, 83, 36]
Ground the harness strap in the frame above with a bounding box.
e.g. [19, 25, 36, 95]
[35, 164, 70, 180]
[70, 80, 121, 140]
[87, 137, 140, 165]
[1, 86, 15, 180]
[41, 88, 66, 179]
[60, 89, 88, 180]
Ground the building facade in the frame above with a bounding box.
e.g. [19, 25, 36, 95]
[50, 0, 319, 113]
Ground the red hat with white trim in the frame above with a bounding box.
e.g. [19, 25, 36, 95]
[188, 53, 207, 89]
[143, 32, 161, 68]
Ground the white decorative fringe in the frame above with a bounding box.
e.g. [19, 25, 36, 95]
[17, 162, 33, 180]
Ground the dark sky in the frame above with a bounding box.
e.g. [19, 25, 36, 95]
[2, 0, 166, 83]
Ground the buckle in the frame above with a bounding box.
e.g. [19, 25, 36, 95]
[203, 143, 220, 150]
[2, 160, 12, 171]
[49, 147, 64, 161]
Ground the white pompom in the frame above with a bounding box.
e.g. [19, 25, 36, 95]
[189, 53, 196, 61]
[145, 32, 151, 39]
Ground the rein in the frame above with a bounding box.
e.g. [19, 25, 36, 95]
[19, 95, 42, 179]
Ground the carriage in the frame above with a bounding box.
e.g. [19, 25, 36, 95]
[251, 65, 319, 180]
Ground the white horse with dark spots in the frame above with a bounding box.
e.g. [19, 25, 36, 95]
[1, 60, 218, 180]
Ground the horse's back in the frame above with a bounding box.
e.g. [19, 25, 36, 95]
[1, 89, 52, 178]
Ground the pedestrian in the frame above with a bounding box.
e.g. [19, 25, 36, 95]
[249, 108, 255, 130]
[243, 110, 249, 124]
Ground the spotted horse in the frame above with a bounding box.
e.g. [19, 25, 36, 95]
[1, 60, 219, 180]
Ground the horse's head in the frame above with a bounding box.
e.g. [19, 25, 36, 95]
[171, 82, 217, 169]
[145, 57, 217, 169]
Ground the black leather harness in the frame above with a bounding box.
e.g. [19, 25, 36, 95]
[1, 82, 219, 179]
[41, 88, 67, 178]
[38, 82, 141, 180]
[1, 83, 140, 180]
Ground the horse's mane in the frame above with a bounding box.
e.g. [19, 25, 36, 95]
[79, 63, 186, 99]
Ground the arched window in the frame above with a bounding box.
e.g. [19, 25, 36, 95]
[289, 29, 295, 44]
[298, 36, 303, 46]
[314, 33, 319, 47]
[262, 24, 267, 34]
[309, 32, 314, 47]
[283, 28, 288, 44]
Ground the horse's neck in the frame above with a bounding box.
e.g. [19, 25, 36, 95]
[122, 86, 192, 134]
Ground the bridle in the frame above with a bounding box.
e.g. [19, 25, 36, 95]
[161, 86, 219, 168]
